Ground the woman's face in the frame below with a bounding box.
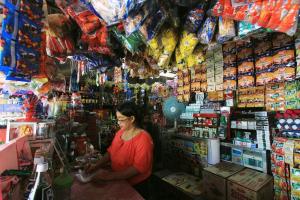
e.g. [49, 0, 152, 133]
[116, 111, 135, 130]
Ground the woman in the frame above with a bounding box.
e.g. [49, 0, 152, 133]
[86, 101, 154, 187]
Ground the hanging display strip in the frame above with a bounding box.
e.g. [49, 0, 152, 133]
[212, 0, 300, 36]
[0, 0, 44, 81]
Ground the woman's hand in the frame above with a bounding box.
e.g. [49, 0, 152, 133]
[85, 163, 98, 174]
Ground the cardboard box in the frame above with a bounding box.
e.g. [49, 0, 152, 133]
[203, 162, 244, 200]
[227, 169, 273, 200]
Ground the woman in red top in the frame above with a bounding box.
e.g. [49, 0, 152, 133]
[86, 101, 154, 186]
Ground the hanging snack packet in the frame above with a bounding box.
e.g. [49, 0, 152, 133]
[238, 74, 255, 88]
[276, 3, 300, 36]
[222, 42, 236, 55]
[139, 9, 167, 41]
[217, 17, 235, 43]
[212, 0, 225, 17]
[255, 53, 273, 73]
[0, 37, 16, 71]
[265, 0, 289, 30]
[0, 6, 18, 40]
[66, 2, 101, 34]
[89, 0, 147, 25]
[222, 0, 234, 19]
[124, 1, 155, 36]
[198, 16, 217, 45]
[179, 31, 198, 58]
[233, 4, 248, 21]
[237, 59, 254, 75]
[184, 3, 207, 33]
[238, 21, 261, 37]
[246, 1, 263, 24]
[17, 15, 42, 50]
[19, 0, 43, 21]
[273, 46, 295, 67]
[112, 26, 144, 54]
[256, 0, 276, 27]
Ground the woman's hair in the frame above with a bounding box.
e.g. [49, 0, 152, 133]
[116, 101, 143, 128]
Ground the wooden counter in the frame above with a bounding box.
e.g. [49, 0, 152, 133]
[71, 179, 144, 200]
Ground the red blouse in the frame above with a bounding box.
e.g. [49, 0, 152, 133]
[107, 129, 153, 185]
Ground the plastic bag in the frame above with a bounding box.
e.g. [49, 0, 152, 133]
[19, 0, 43, 21]
[276, 3, 299, 36]
[124, 1, 156, 36]
[256, 0, 276, 27]
[246, 1, 263, 24]
[179, 31, 198, 58]
[217, 17, 235, 43]
[1, 6, 18, 40]
[47, 14, 74, 38]
[89, 0, 147, 25]
[238, 21, 261, 37]
[18, 15, 42, 50]
[198, 16, 217, 44]
[212, 0, 225, 17]
[222, 0, 234, 19]
[65, 1, 101, 34]
[184, 3, 207, 33]
[0, 37, 16, 75]
[111, 25, 144, 53]
[139, 9, 166, 41]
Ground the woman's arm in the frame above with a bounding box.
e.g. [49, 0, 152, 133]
[93, 166, 139, 181]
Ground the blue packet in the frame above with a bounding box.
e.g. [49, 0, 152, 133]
[184, 3, 207, 33]
[138, 9, 167, 41]
[1, 6, 18, 40]
[0, 37, 16, 72]
[198, 16, 217, 45]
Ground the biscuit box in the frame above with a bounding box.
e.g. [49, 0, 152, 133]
[203, 162, 244, 200]
[227, 168, 273, 200]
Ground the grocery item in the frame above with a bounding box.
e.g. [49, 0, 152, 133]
[198, 16, 217, 44]
[217, 17, 235, 43]
[184, 3, 207, 33]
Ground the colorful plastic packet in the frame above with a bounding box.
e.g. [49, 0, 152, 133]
[276, 3, 299, 36]
[66, 1, 101, 34]
[0, 6, 18, 40]
[111, 25, 144, 53]
[139, 9, 167, 41]
[179, 31, 198, 58]
[217, 16, 235, 43]
[238, 21, 261, 37]
[18, 15, 42, 50]
[198, 16, 217, 44]
[124, 1, 156, 36]
[89, 0, 147, 25]
[184, 3, 207, 33]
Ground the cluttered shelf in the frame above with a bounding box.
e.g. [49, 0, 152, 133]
[173, 134, 209, 141]
[220, 142, 268, 153]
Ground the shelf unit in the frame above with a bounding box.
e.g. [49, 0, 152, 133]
[220, 142, 269, 173]
[173, 134, 209, 141]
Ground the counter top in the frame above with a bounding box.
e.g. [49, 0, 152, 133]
[71, 179, 144, 200]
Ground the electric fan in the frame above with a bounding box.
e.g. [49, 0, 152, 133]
[162, 96, 185, 128]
